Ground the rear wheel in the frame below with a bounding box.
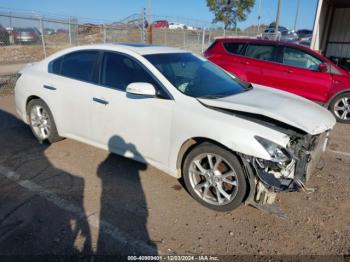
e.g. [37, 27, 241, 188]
[27, 99, 62, 143]
[329, 92, 350, 123]
[182, 143, 247, 211]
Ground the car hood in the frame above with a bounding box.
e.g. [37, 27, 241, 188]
[198, 84, 336, 135]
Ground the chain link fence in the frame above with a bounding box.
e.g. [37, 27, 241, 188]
[0, 74, 18, 95]
[0, 10, 265, 95]
[0, 9, 263, 66]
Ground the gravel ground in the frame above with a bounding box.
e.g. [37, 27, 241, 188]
[0, 94, 349, 258]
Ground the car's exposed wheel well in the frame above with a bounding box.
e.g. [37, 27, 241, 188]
[327, 90, 350, 108]
[176, 137, 254, 202]
[176, 137, 238, 176]
[25, 95, 41, 121]
[26, 95, 41, 110]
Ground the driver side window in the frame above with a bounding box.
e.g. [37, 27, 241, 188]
[100, 52, 163, 94]
[283, 47, 322, 71]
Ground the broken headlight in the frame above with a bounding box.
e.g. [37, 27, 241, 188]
[255, 136, 291, 163]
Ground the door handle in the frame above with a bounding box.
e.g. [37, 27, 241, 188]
[240, 61, 250, 65]
[92, 97, 109, 105]
[285, 69, 294, 73]
[43, 84, 56, 91]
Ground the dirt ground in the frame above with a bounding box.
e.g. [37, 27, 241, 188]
[0, 45, 70, 65]
[0, 94, 349, 257]
[0, 29, 144, 65]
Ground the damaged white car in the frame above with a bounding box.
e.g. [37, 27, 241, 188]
[14, 44, 336, 215]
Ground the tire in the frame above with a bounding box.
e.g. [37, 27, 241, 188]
[182, 143, 247, 212]
[27, 99, 63, 144]
[329, 92, 350, 123]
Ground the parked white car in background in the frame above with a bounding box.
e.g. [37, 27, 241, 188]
[168, 22, 185, 30]
[15, 43, 336, 213]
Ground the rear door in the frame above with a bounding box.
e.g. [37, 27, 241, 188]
[48, 50, 99, 139]
[239, 43, 279, 85]
[215, 42, 247, 80]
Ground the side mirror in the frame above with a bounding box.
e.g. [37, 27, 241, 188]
[319, 63, 328, 73]
[126, 82, 156, 96]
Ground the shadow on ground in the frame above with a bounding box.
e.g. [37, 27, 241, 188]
[0, 108, 157, 255]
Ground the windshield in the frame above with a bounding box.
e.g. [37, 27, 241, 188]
[144, 53, 250, 98]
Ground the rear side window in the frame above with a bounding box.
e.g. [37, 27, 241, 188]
[223, 42, 244, 55]
[49, 57, 63, 74]
[59, 51, 98, 82]
[245, 44, 276, 61]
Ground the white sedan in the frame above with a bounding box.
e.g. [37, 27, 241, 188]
[15, 43, 336, 212]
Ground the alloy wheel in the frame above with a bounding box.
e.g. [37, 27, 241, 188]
[188, 153, 239, 206]
[30, 105, 51, 140]
[333, 96, 350, 121]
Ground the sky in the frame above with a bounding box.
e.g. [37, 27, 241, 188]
[0, 0, 318, 30]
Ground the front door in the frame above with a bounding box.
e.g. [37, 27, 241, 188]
[89, 51, 174, 166]
[263, 46, 332, 103]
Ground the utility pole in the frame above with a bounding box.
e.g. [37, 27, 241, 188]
[294, 0, 300, 31]
[141, 8, 146, 42]
[147, 0, 152, 24]
[39, 16, 47, 58]
[257, 0, 262, 33]
[9, 12, 12, 28]
[275, 0, 281, 40]
[147, 0, 153, 44]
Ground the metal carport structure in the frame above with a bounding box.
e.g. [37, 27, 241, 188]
[312, 0, 350, 60]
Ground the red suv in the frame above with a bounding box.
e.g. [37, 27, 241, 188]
[204, 38, 350, 123]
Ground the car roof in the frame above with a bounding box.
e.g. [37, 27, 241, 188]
[113, 43, 188, 55]
[53, 43, 189, 56]
[215, 37, 310, 49]
[210, 38, 347, 74]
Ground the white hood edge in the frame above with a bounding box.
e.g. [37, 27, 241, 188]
[198, 85, 336, 135]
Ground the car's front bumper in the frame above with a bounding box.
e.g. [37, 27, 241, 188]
[244, 130, 331, 199]
[305, 131, 329, 181]
[293, 131, 330, 183]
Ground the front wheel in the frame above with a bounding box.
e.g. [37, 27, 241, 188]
[329, 92, 350, 123]
[182, 143, 247, 211]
